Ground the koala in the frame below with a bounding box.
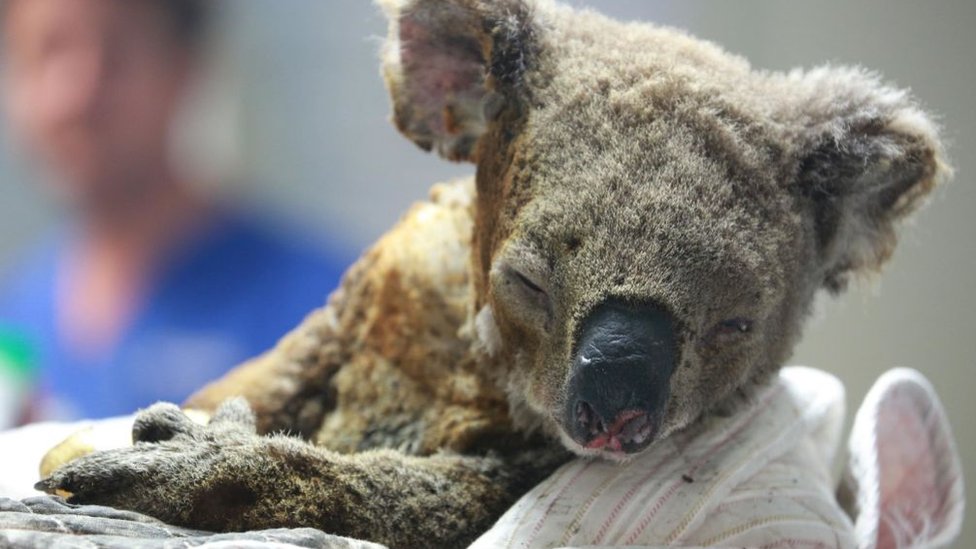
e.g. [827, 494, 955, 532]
[37, 1, 948, 548]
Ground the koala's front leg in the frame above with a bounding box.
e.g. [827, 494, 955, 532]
[37, 401, 565, 549]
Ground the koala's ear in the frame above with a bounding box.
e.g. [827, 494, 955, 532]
[379, 0, 538, 162]
[790, 67, 950, 292]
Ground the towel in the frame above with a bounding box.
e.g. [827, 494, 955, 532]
[471, 366, 857, 548]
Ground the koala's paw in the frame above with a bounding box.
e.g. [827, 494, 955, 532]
[35, 399, 266, 530]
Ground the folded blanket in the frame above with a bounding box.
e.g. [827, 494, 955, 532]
[0, 495, 383, 548]
[470, 366, 856, 548]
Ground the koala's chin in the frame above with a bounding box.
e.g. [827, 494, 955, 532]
[555, 425, 655, 463]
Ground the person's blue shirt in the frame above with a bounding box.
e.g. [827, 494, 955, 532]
[0, 209, 352, 420]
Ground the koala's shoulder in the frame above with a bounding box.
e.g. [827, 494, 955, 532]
[357, 177, 475, 303]
[328, 176, 478, 357]
[313, 177, 518, 453]
[327, 177, 477, 357]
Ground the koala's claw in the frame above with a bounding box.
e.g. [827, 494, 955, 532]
[131, 397, 256, 444]
[131, 402, 198, 443]
[208, 397, 257, 431]
[35, 443, 164, 501]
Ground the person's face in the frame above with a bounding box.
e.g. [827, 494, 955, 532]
[2, 0, 194, 208]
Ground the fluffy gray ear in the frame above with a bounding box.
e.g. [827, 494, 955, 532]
[379, 0, 538, 162]
[790, 67, 950, 292]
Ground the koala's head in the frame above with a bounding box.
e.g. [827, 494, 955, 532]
[381, 0, 947, 459]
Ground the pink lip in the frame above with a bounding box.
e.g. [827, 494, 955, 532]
[585, 434, 623, 452]
[582, 409, 652, 452]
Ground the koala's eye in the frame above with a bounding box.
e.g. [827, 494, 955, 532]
[513, 270, 547, 295]
[707, 318, 753, 340]
[493, 260, 553, 331]
[500, 266, 552, 323]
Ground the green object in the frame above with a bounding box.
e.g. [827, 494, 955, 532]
[0, 326, 37, 381]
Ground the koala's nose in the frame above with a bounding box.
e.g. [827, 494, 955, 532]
[566, 300, 677, 454]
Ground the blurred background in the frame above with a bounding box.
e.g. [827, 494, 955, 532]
[0, 0, 972, 544]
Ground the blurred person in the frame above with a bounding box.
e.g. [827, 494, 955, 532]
[0, 0, 350, 424]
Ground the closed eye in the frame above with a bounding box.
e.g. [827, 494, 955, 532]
[513, 270, 547, 295]
[494, 261, 553, 331]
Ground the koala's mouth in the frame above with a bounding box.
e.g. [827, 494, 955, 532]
[578, 405, 657, 453]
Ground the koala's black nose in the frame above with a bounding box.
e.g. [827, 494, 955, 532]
[565, 300, 677, 454]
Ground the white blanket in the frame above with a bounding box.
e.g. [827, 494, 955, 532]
[471, 366, 856, 548]
[0, 415, 133, 500]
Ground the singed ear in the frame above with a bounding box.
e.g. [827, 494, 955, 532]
[790, 67, 950, 292]
[379, 0, 538, 162]
[843, 368, 964, 549]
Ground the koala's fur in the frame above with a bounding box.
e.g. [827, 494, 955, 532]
[38, 1, 948, 548]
